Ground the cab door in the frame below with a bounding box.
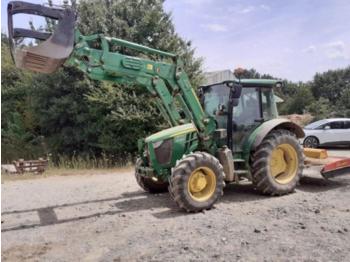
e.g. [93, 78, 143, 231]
[232, 87, 261, 152]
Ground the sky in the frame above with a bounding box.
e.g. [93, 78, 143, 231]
[2, 0, 350, 81]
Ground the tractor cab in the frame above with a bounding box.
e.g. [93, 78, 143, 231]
[200, 70, 281, 152]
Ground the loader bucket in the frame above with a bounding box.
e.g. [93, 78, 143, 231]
[7, 1, 76, 73]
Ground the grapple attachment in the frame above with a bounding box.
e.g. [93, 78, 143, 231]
[7, 1, 76, 73]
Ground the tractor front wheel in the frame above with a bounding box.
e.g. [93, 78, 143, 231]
[169, 152, 225, 212]
[251, 129, 303, 195]
[135, 158, 168, 193]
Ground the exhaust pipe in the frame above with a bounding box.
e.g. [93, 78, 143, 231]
[7, 1, 76, 73]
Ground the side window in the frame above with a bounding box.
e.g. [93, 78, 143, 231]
[344, 121, 350, 129]
[261, 89, 278, 120]
[330, 121, 343, 129]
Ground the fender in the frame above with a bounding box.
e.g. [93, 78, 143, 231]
[242, 118, 305, 162]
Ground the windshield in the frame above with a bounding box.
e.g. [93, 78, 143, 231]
[304, 119, 328, 129]
[202, 84, 230, 117]
[202, 83, 230, 128]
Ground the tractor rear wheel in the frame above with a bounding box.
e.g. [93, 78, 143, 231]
[251, 129, 303, 195]
[135, 158, 168, 193]
[169, 152, 225, 212]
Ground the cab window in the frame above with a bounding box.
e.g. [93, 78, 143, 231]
[233, 88, 260, 126]
[261, 88, 278, 120]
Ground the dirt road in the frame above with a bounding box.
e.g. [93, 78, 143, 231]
[2, 149, 350, 261]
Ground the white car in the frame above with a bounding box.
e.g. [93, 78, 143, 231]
[302, 118, 350, 148]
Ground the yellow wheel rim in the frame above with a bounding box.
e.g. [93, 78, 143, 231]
[269, 143, 298, 184]
[188, 167, 216, 202]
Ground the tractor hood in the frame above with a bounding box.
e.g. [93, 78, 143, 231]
[145, 123, 197, 143]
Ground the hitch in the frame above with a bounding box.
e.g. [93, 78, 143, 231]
[7, 1, 76, 73]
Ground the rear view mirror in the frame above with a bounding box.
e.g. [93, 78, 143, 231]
[229, 84, 242, 107]
[275, 82, 283, 88]
[324, 125, 330, 130]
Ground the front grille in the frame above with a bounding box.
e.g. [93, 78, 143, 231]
[154, 139, 172, 165]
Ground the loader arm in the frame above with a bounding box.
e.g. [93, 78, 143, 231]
[7, 1, 216, 151]
[66, 31, 216, 142]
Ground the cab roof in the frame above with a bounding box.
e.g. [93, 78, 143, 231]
[201, 69, 280, 88]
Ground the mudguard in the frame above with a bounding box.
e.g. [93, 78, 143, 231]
[242, 118, 305, 162]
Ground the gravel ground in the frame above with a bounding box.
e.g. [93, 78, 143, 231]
[2, 149, 350, 262]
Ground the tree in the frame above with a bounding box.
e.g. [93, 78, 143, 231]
[233, 68, 274, 80]
[311, 67, 350, 104]
[306, 97, 335, 120]
[1, 34, 43, 162]
[30, 0, 204, 163]
[77, 0, 203, 87]
[278, 83, 315, 115]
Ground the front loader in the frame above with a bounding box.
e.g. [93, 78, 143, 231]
[7, 1, 350, 212]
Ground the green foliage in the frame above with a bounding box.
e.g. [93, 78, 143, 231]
[336, 87, 350, 117]
[1, 0, 203, 165]
[1, 112, 45, 162]
[305, 97, 335, 120]
[85, 82, 166, 156]
[308, 67, 350, 118]
[278, 83, 315, 115]
[311, 67, 350, 102]
[233, 68, 274, 80]
[1, 1, 349, 166]
[1, 34, 43, 162]
[77, 0, 203, 87]
[30, 67, 96, 160]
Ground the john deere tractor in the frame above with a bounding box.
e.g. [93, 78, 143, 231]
[8, 1, 305, 212]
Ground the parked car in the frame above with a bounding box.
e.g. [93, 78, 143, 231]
[302, 118, 350, 148]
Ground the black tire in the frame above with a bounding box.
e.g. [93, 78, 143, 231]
[134, 158, 168, 193]
[169, 152, 225, 212]
[251, 129, 304, 196]
[303, 136, 319, 148]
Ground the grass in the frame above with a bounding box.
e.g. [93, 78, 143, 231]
[1, 165, 134, 182]
[51, 154, 135, 169]
[2, 153, 136, 182]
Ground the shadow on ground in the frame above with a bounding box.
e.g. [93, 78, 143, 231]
[2, 174, 349, 232]
[2, 191, 161, 232]
[299, 176, 350, 193]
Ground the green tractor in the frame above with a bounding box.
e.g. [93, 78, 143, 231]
[8, 1, 304, 212]
[135, 71, 304, 212]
